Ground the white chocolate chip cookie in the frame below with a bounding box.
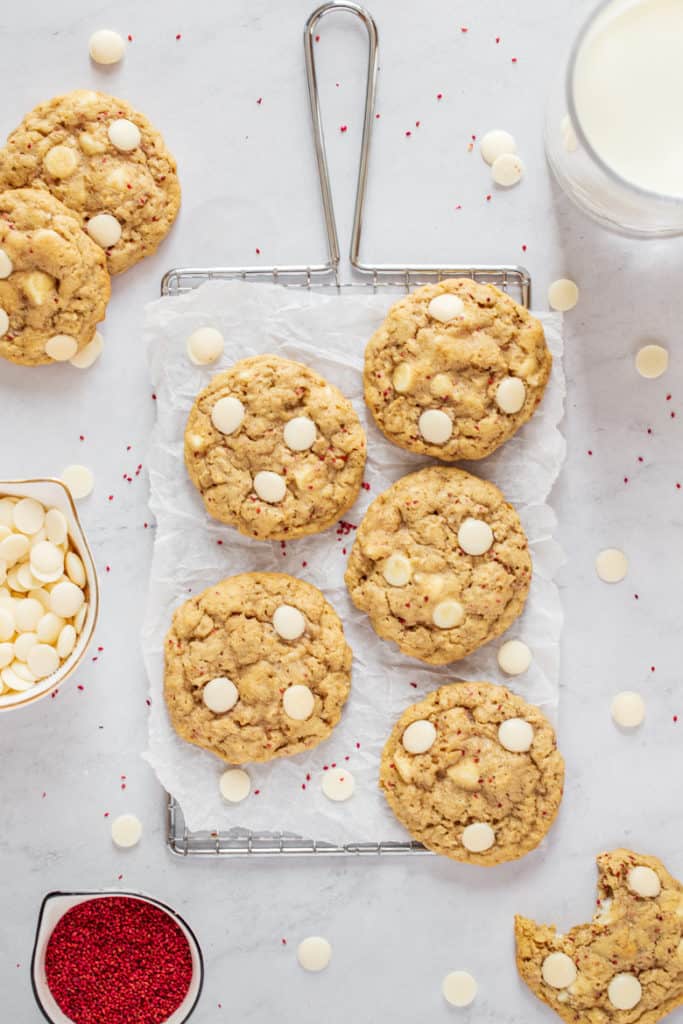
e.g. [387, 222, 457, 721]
[344, 466, 531, 664]
[364, 278, 551, 460]
[0, 90, 180, 274]
[0, 188, 110, 366]
[184, 354, 366, 541]
[164, 572, 351, 764]
[380, 682, 564, 864]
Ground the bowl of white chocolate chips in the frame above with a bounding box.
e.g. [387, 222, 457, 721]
[0, 479, 98, 710]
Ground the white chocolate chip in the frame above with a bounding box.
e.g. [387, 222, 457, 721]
[74, 603, 88, 634]
[635, 344, 668, 379]
[45, 335, 78, 361]
[272, 604, 306, 640]
[392, 362, 414, 393]
[297, 936, 332, 972]
[596, 548, 628, 583]
[283, 416, 317, 452]
[108, 118, 141, 152]
[86, 213, 122, 249]
[14, 632, 37, 662]
[0, 607, 13, 642]
[442, 971, 478, 1008]
[628, 865, 661, 898]
[27, 643, 60, 679]
[428, 293, 465, 322]
[13, 498, 45, 535]
[542, 952, 577, 989]
[495, 376, 526, 414]
[492, 153, 524, 186]
[22, 270, 55, 307]
[498, 717, 534, 752]
[45, 509, 68, 545]
[611, 690, 645, 728]
[65, 552, 86, 587]
[57, 624, 77, 659]
[37, 612, 65, 644]
[219, 768, 251, 803]
[30, 541, 64, 580]
[2, 665, 34, 690]
[0, 533, 29, 566]
[70, 331, 104, 369]
[402, 719, 436, 754]
[211, 396, 244, 434]
[89, 29, 125, 65]
[418, 408, 452, 444]
[429, 373, 453, 399]
[0, 643, 13, 668]
[382, 553, 412, 587]
[282, 684, 315, 721]
[186, 326, 224, 366]
[458, 518, 493, 556]
[608, 973, 642, 1011]
[111, 813, 142, 848]
[461, 822, 495, 853]
[480, 129, 517, 165]
[0, 249, 12, 279]
[61, 465, 94, 500]
[253, 470, 286, 504]
[432, 599, 464, 629]
[44, 145, 78, 179]
[497, 639, 532, 675]
[15, 598, 44, 633]
[49, 581, 85, 619]
[548, 278, 579, 312]
[202, 677, 238, 713]
[322, 768, 355, 802]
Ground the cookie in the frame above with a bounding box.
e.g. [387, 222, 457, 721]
[380, 682, 564, 864]
[344, 466, 531, 664]
[516, 849, 683, 1024]
[164, 573, 352, 764]
[0, 90, 180, 274]
[0, 188, 110, 366]
[364, 278, 551, 460]
[184, 355, 367, 541]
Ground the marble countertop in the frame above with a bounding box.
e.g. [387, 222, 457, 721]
[2, 0, 683, 1021]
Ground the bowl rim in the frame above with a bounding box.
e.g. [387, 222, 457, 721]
[0, 477, 100, 711]
[31, 889, 205, 1024]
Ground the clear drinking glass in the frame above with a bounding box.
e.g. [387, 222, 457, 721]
[545, 0, 683, 237]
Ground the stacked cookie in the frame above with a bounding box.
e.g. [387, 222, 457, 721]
[0, 89, 180, 366]
[164, 280, 564, 866]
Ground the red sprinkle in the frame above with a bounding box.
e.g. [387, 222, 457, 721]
[436, 92, 443, 100]
[340, 125, 348, 133]
[44, 897, 193, 1024]
[175, 33, 182, 40]
[674, 716, 679, 723]
[127, 34, 133, 42]
[256, 97, 263, 105]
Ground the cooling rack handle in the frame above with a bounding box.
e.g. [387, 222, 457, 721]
[304, 2, 379, 275]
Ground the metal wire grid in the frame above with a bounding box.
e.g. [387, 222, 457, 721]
[161, 1, 531, 857]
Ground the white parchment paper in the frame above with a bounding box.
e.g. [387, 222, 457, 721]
[142, 280, 565, 842]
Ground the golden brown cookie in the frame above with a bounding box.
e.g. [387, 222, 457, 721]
[380, 682, 563, 864]
[364, 278, 551, 460]
[0, 90, 180, 274]
[164, 573, 352, 764]
[515, 849, 683, 1024]
[344, 466, 531, 664]
[0, 188, 110, 366]
[184, 354, 367, 541]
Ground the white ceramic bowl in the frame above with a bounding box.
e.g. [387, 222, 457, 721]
[31, 891, 204, 1024]
[0, 478, 99, 711]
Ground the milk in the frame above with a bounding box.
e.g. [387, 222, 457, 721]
[572, 0, 683, 197]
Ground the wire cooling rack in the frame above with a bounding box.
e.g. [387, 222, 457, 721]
[162, 0, 531, 857]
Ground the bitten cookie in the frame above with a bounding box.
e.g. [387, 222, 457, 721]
[184, 355, 367, 541]
[380, 682, 564, 864]
[364, 278, 551, 460]
[0, 188, 110, 366]
[164, 573, 352, 764]
[344, 466, 531, 664]
[516, 849, 683, 1024]
[0, 90, 180, 274]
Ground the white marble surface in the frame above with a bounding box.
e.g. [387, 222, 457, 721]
[2, 1, 683, 1021]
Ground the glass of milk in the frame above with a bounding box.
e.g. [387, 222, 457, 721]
[545, 0, 683, 237]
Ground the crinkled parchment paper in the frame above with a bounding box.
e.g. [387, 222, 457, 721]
[142, 280, 565, 842]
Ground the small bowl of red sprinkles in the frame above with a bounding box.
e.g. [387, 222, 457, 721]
[31, 891, 203, 1024]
